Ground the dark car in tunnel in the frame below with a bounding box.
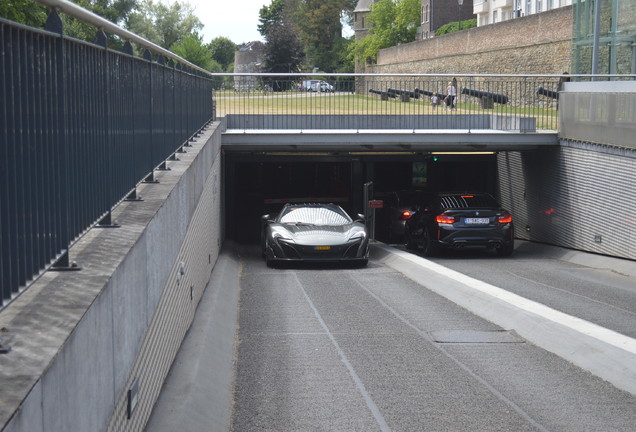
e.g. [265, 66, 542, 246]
[374, 190, 432, 244]
[404, 192, 514, 257]
[261, 203, 369, 266]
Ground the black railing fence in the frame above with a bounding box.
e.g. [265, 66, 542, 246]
[1, 12, 214, 308]
[215, 73, 634, 131]
[218, 74, 567, 131]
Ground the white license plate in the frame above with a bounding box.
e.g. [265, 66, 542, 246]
[465, 217, 490, 224]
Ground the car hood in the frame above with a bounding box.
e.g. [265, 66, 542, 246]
[275, 223, 365, 245]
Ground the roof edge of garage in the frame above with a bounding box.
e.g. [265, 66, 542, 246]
[221, 129, 559, 152]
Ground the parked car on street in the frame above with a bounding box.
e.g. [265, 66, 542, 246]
[310, 81, 334, 92]
[300, 79, 320, 91]
[404, 192, 514, 257]
[261, 203, 369, 266]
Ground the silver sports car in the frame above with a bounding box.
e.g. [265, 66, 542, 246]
[261, 203, 369, 267]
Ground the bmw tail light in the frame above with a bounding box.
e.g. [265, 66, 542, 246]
[436, 214, 455, 224]
[498, 213, 513, 223]
[399, 210, 413, 221]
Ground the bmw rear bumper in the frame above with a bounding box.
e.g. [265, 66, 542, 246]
[436, 224, 514, 249]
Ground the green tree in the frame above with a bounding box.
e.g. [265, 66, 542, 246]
[0, 0, 48, 27]
[333, 35, 355, 73]
[0, 0, 137, 47]
[296, 0, 347, 72]
[394, 0, 420, 41]
[81, 0, 137, 25]
[262, 17, 305, 87]
[171, 33, 219, 71]
[258, 0, 356, 72]
[435, 18, 477, 36]
[351, 0, 421, 64]
[207, 37, 237, 70]
[62, 0, 136, 45]
[127, 0, 202, 49]
[258, 0, 286, 37]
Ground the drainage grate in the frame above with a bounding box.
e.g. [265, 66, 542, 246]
[429, 330, 524, 344]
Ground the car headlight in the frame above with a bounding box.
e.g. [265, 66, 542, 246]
[272, 228, 295, 242]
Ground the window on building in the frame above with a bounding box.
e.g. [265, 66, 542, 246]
[537, 0, 543, 12]
[547, 0, 553, 9]
[493, 10, 498, 22]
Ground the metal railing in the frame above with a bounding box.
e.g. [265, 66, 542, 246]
[215, 73, 634, 131]
[216, 73, 566, 131]
[1, 7, 214, 308]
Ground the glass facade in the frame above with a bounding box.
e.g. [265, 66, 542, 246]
[572, 0, 636, 74]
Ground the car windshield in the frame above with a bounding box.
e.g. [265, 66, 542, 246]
[278, 206, 352, 226]
[439, 194, 499, 209]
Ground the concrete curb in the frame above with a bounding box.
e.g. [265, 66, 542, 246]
[513, 240, 636, 278]
[371, 243, 636, 396]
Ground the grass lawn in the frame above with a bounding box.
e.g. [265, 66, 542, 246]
[214, 91, 559, 130]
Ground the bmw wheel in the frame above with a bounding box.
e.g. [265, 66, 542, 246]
[422, 229, 440, 257]
[404, 227, 419, 250]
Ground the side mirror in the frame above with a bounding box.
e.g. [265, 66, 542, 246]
[356, 213, 365, 222]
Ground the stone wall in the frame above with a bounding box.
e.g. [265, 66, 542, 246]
[1, 122, 225, 432]
[366, 5, 572, 75]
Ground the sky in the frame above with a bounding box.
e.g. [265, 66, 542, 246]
[186, 0, 354, 45]
[188, 0, 268, 45]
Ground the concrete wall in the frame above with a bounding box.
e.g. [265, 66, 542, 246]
[497, 81, 636, 261]
[497, 144, 636, 261]
[365, 6, 572, 75]
[1, 121, 225, 432]
[225, 114, 534, 131]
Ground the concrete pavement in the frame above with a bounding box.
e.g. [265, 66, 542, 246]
[145, 240, 636, 431]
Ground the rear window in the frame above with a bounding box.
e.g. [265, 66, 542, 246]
[439, 194, 499, 209]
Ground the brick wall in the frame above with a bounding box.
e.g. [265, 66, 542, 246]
[367, 5, 572, 75]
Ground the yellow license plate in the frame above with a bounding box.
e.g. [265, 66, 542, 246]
[315, 246, 331, 250]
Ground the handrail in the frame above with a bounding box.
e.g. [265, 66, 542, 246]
[1, 11, 214, 309]
[35, 0, 211, 76]
[213, 73, 635, 79]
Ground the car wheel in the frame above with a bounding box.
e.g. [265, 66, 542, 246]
[265, 257, 277, 268]
[422, 229, 440, 257]
[496, 242, 514, 257]
[404, 227, 418, 250]
[264, 248, 276, 267]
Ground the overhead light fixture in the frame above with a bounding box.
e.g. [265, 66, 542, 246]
[431, 151, 496, 155]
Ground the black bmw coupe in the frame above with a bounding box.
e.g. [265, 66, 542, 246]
[404, 192, 515, 257]
[261, 203, 369, 267]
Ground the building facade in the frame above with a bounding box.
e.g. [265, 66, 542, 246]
[420, 0, 475, 39]
[353, 0, 377, 41]
[233, 41, 265, 91]
[473, 0, 573, 26]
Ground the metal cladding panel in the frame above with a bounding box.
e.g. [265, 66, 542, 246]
[498, 143, 636, 260]
[559, 83, 636, 151]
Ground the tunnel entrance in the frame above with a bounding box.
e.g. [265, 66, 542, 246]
[224, 152, 498, 244]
